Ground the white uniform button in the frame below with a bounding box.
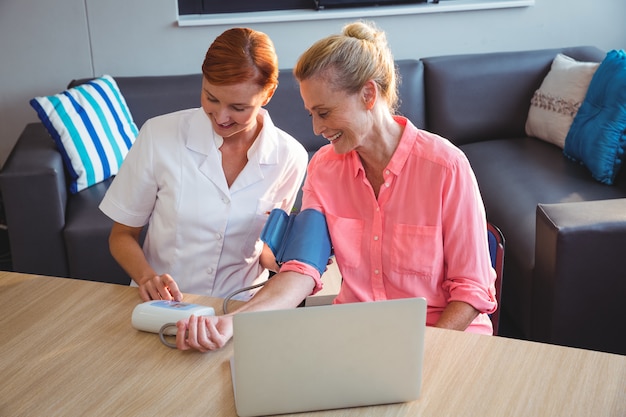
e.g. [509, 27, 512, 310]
[216, 233, 223, 240]
[373, 235, 379, 241]
[374, 269, 380, 275]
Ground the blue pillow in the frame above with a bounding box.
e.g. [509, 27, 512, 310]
[563, 50, 626, 185]
[30, 75, 138, 193]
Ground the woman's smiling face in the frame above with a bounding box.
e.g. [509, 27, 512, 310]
[299, 75, 370, 154]
[200, 77, 270, 140]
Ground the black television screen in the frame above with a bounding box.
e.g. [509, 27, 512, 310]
[314, 0, 427, 10]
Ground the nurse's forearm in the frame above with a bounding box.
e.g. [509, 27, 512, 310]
[109, 224, 157, 285]
[259, 243, 280, 273]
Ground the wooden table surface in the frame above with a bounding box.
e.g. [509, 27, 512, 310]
[1, 271, 624, 417]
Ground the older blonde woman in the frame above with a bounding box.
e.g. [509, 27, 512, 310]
[177, 21, 497, 352]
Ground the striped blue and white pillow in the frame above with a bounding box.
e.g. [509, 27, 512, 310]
[30, 75, 138, 193]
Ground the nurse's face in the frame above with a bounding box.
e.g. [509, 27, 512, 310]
[201, 78, 272, 141]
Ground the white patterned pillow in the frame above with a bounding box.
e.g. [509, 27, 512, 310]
[30, 75, 138, 193]
[525, 54, 599, 148]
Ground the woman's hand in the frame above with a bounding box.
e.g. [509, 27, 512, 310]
[137, 273, 183, 302]
[175, 270, 314, 353]
[176, 314, 234, 352]
[109, 222, 183, 301]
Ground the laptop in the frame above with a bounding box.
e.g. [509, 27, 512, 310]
[230, 297, 427, 417]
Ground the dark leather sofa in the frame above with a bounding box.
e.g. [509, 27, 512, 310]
[421, 46, 625, 356]
[2, 46, 624, 355]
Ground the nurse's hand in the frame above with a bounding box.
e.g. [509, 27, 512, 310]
[176, 314, 233, 352]
[137, 273, 183, 302]
[260, 243, 280, 273]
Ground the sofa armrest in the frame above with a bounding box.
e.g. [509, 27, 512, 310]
[533, 199, 626, 355]
[0, 123, 70, 277]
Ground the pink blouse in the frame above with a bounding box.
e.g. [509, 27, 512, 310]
[282, 117, 497, 334]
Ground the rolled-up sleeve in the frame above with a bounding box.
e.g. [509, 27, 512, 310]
[279, 260, 323, 295]
[440, 147, 497, 316]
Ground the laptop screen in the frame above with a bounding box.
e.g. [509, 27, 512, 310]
[231, 297, 427, 417]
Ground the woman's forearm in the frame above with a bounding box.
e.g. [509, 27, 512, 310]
[434, 301, 480, 331]
[235, 271, 315, 314]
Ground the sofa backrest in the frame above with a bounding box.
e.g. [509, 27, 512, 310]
[74, 47, 610, 154]
[422, 46, 606, 146]
[265, 69, 327, 160]
[70, 74, 204, 129]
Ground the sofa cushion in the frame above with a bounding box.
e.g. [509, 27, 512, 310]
[525, 53, 599, 149]
[30, 75, 138, 193]
[564, 49, 626, 185]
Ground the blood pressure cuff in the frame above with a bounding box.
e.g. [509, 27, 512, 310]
[260, 208, 332, 276]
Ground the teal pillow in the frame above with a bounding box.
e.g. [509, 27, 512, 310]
[563, 50, 626, 185]
[30, 75, 138, 193]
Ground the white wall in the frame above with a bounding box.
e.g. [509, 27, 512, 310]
[0, 0, 624, 168]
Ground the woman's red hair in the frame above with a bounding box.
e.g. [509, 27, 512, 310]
[202, 28, 278, 92]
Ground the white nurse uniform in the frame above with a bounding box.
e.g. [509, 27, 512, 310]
[99, 107, 308, 299]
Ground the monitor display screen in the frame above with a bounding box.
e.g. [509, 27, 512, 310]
[314, 0, 427, 10]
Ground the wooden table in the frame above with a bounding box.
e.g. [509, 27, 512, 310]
[1, 272, 624, 416]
